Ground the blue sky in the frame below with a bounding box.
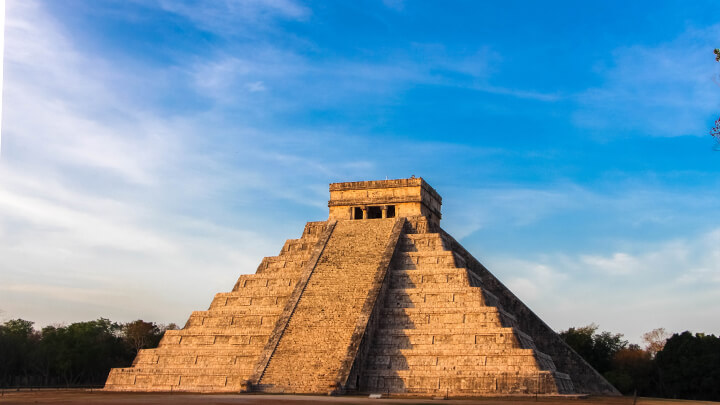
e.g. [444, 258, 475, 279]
[1, 0, 720, 343]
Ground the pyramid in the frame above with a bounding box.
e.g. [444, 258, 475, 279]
[105, 178, 619, 396]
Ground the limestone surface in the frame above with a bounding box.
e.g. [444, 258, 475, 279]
[104, 178, 619, 396]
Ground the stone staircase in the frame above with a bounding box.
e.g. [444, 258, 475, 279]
[254, 218, 400, 394]
[104, 221, 330, 392]
[358, 221, 575, 395]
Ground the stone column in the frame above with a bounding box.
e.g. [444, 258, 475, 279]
[362, 207, 368, 219]
[381, 206, 388, 218]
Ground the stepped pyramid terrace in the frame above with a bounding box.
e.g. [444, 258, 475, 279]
[104, 178, 619, 396]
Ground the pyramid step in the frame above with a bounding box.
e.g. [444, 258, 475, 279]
[364, 364, 546, 373]
[210, 295, 291, 309]
[360, 370, 569, 395]
[399, 250, 457, 258]
[393, 251, 459, 269]
[159, 334, 270, 347]
[382, 301, 496, 312]
[398, 234, 447, 252]
[254, 382, 335, 394]
[256, 256, 310, 268]
[390, 268, 470, 288]
[256, 256, 310, 273]
[232, 274, 300, 287]
[236, 271, 302, 280]
[362, 368, 562, 379]
[136, 347, 265, 356]
[368, 345, 537, 355]
[375, 325, 516, 334]
[190, 307, 283, 316]
[164, 326, 274, 337]
[371, 326, 539, 351]
[135, 355, 259, 368]
[105, 368, 252, 392]
[380, 306, 516, 320]
[378, 309, 513, 329]
[381, 306, 505, 315]
[373, 331, 519, 347]
[110, 366, 253, 375]
[280, 238, 320, 255]
[388, 285, 483, 294]
[185, 314, 281, 329]
[386, 286, 485, 305]
[365, 350, 558, 371]
[301, 221, 329, 238]
[261, 253, 313, 264]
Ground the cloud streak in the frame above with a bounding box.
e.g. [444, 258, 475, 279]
[574, 25, 720, 137]
[487, 226, 720, 343]
[3, 1, 720, 347]
[0, 0, 285, 326]
[157, 0, 310, 37]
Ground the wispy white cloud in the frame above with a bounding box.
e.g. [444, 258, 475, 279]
[0, 0, 283, 326]
[445, 179, 720, 241]
[185, 38, 556, 111]
[574, 24, 720, 137]
[580, 252, 642, 276]
[445, 184, 584, 239]
[0, 283, 125, 306]
[472, 83, 562, 102]
[486, 227, 720, 343]
[4, 0, 718, 346]
[1, 0, 419, 326]
[3, 1, 180, 186]
[246, 81, 266, 92]
[381, 0, 405, 12]
[157, 0, 310, 37]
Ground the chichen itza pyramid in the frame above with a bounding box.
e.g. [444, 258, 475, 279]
[105, 178, 618, 396]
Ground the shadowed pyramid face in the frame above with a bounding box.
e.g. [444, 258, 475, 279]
[328, 178, 442, 226]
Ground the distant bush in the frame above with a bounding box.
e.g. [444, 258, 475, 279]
[561, 325, 720, 401]
[655, 332, 720, 400]
[0, 318, 173, 387]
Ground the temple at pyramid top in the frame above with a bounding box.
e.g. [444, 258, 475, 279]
[328, 177, 442, 226]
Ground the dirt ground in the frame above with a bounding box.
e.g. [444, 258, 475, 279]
[0, 391, 717, 405]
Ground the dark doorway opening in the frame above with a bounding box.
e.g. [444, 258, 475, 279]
[387, 205, 396, 218]
[354, 207, 363, 219]
[367, 206, 383, 219]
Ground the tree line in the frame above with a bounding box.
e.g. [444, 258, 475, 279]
[0, 318, 176, 387]
[1, 317, 718, 399]
[560, 324, 720, 401]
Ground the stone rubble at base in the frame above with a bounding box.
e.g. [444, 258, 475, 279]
[104, 178, 619, 396]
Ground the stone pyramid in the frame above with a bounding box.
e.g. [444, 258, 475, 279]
[105, 178, 619, 396]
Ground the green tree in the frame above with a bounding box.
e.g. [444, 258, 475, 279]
[0, 319, 39, 386]
[0, 317, 175, 388]
[642, 327, 669, 358]
[38, 318, 133, 385]
[604, 344, 655, 395]
[121, 320, 163, 354]
[559, 323, 628, 375]
[655, 331, 720, 400]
